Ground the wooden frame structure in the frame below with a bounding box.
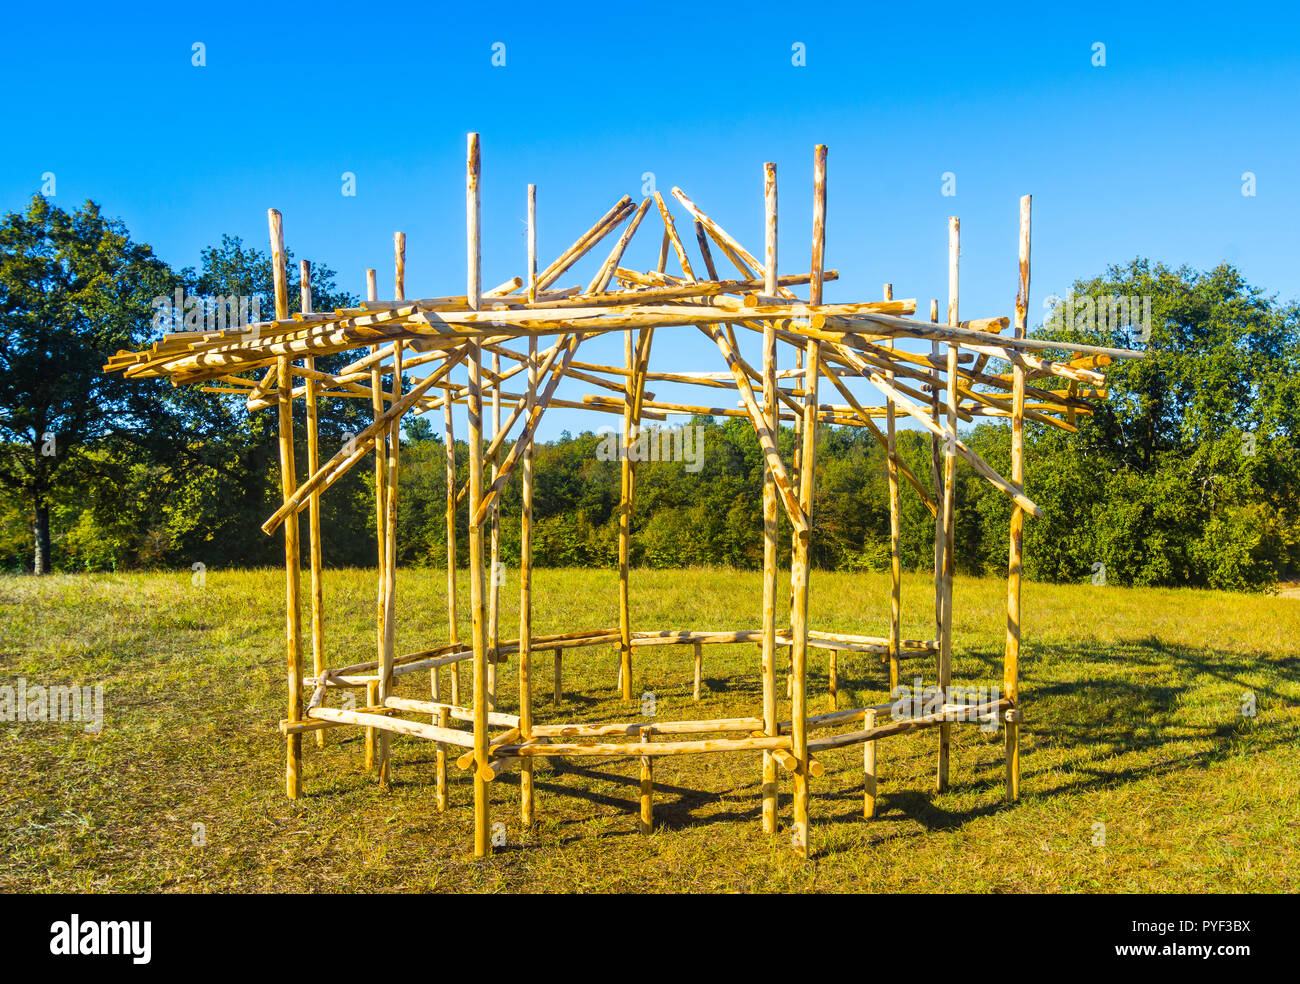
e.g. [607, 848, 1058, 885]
[106, 135, 1141, 858]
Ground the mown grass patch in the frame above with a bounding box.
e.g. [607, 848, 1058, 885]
[1, 568, 1296, 892]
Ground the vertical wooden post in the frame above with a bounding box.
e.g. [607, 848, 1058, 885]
[520, 183, 538, 827]
[365, 679, 378, 770]
[883, 283, 901, 694]
[863, 708, 878, 818]
[692, 641, 703, 701]
[788, 335, 805, 703]
[269, 209, 303, 800]
[366, 268, 387, 769]
[760, 161, 780, 835]
[466, 132, 491, 858]
[301, 260, 326, 749]
[488, 348, 501, 709]
[937, 217, 959, 793]
[790, 144, 826, 859]
[394, 229, 406, 299]
[617, 328, 635, 702]
[1005, 195, 1030, 803]
[436, 705, 449, 811]
[638, 726, 654, 834]
[376, 233, 405, 788]
[553, 648, 562, 702]
[443, 393, 460, 706]
[929, 298, 943, 658]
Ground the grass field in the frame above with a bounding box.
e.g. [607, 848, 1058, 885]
[1, 567, 1296, 893]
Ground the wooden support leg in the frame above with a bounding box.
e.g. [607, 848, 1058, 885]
[639, 726, 653, 834]
[1005, 712, 1020, 802]
[466, 132, 490, 859]
[380, 349, 403, 788]
[365, 679, 378, 771]
[365, 268, 388, 772]
[884, 281, 902, 695]
[863, 709, 878, 819]
[488, 351, 501, 711]
[519, 293, 538, 828]
[443, 389, 461, 707]
[692, 641, 702, 701]
[1005, 194, 1031, 804]
[617, 329, 635, 703]
[268, 209, 302, 800]
[553, 648, 562, 702]
[301, 262, 325, 751]
[828, 649, 838, 709]
[377, 253, 404, 788]
[937, 216, 959, 794]
[790, 144, 827, 858]
[436, 706, 448, 812]
[759, 163, 781, 835]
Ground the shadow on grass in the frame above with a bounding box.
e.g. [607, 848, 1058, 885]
[807, 637, 1299, 851]
[312, 635, 1297, 856]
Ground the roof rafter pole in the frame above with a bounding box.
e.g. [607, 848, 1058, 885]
[268, 207, 303, 800]
[815, 353, 936, 515]
[445, 336, 576, 492]
[1005, 194, 1031, 804]
[537, 196, 635, 290]
[470, 332, 584, 525]
[653, 192, 697, 281]
[760, 161, 781, 836]
[263, 345, 471, 532]
[830, 340, 1041, 516]
[694, 219, 721, 282]
[937, 217, 959, 794]
[466, 131, 491, 859]
[670, 187, 787, 293]
[705, 323, 805, 529]
[590, 198, 651, 294]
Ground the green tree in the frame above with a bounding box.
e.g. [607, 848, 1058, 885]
[0, 195, 177, 573]
[1023, 260, 1300, 589]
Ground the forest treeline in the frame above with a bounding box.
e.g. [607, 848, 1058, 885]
[3, 195, 1298, 589]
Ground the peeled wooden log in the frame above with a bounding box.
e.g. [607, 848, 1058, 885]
[307, 706, 476, 747]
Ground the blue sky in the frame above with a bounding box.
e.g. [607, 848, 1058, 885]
[5, 1, 1297, 439]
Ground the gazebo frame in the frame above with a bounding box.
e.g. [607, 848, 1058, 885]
[107, 134, 1140, 857]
